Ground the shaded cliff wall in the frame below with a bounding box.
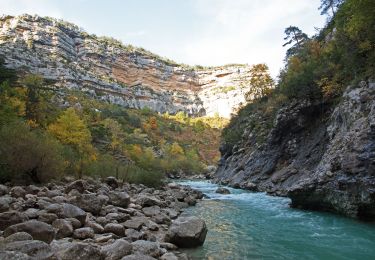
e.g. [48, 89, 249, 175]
[215, 83, 375, 219]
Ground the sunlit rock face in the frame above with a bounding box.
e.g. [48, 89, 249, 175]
[0, 14, 252, 117]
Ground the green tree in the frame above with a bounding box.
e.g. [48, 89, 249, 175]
[22, 74, 45, 125]
[283, 26, 309, 58]
[245, 64, 274, 101]
[0, 121, 65, 183]
[319, 0, 344, 16]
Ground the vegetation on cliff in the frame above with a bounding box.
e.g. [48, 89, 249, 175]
[223, 0, 375, 146]
[0, 61, 224, 185]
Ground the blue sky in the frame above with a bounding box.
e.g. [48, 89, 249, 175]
[1, 0, 326, 77]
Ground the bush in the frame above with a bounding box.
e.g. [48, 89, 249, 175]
[0, 121, 65, 183]
[125, 165, 165, 187]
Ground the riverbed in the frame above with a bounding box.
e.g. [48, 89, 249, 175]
[177, 180, 375, 260]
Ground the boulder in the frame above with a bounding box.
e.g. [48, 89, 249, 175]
[0, 196, 12, 213]
[0, 184, 9, 196]
[101, 239, 132, 260]
[105, 176, 119, 189]
[123, 217, 147, 230]
[70, 194, 105, 215]
[57, 203, 87, 225]
[168, 216, 207, 248]
[0, 251, 31, 260]
[135, 195, 161, 207]
[131, 240, 162, 258]
[4, 232, 33, 243]
[160, 252, 179, 260]
[65, 179, 88, 194]
[52, 219, 73, 239]
[38, 212, 58, 224]
[109, 191, 131, 208]
[104, 223, 125, 236]
[73, 227, 95, 240]
[54, 242, 102, 260]
[215, 187, 231, 194]
[0, 240, 53, 259]
[142, 206, 160, 217]
[85, 221, 104, 234]
[10, 186, 26, 198]
[4, 220, 55, 243]
[0, 211, 28, 230]
[121, 253, 157, 260]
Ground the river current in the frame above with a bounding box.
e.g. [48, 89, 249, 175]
[177, 180, 375, 260]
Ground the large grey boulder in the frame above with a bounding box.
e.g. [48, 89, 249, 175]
[73, 227, 95, 240]
[4, 220, 55, 243]
[104, 223, 125, 236]
[52, 219, 73, 239]
[131, 240, 162, 258]
[135, 195, 161, 207]
[0, 251, 31, 260]
[4, 232, 33, 243]
[70, 194, 105, 215]
[101, 239, 132, 260]
[121, 253, 157, 260]
[0, 240, 53, 259]
[109, 191, 131, 208]
[54, 242, 102, 260]
[0, 196, 13, 213]
[58, 203, 87, 225]
[0, 211, 28, 230]
[168, 216, 207, 248]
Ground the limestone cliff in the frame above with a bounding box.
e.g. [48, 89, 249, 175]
[215, 82, 375, 219]
[0, 14, 251, 117]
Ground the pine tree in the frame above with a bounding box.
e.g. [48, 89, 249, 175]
[282, 26, 309, 58]
[319, 0, 344, 16]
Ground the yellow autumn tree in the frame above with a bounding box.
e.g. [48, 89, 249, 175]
[169, 142, 184, 156]
[48, 107, 94, 177]
[103, 118, 124, 151]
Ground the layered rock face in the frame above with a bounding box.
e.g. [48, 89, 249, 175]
[215, 82, 375, 219]
[0, 14, 252, 117]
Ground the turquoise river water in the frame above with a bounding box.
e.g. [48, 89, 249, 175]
[177, 180, 375, 260]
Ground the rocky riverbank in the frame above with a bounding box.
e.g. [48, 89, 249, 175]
[0, 177, 208, 259]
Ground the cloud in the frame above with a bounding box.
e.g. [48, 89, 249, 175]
[182, 0, 325, 77]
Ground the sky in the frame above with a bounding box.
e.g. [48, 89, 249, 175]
[0, 0, 326, 77]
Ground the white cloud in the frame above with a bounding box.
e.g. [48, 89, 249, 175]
[182, 0, 325, 77]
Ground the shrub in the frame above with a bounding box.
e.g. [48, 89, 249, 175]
[0, 121, 65, 183]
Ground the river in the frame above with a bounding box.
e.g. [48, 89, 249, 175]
[177, 180, 375, 260]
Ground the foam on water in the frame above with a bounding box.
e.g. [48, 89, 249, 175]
[177, 180, 375, 260]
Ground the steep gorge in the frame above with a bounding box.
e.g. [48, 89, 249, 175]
[215, 83, 375, 219]
[0, 14, 252, 118]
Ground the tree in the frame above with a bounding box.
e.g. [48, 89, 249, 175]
[245, 64, 274, 101]
[0, 121, 65, 183]
[103, 118, 124, 151]
[283, 26, 309, 58]
[48, 107, 94, 177]
[319, 0, 344, 16]
[22, 74, 45, 125]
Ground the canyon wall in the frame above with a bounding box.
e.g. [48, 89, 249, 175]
[0, 14, 252, 117]
[215, 82, 375, 219]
